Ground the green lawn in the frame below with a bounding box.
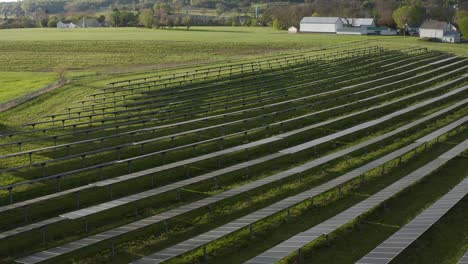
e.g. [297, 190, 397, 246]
[0, 27, 466, 73]
[0, 72, 57, 104]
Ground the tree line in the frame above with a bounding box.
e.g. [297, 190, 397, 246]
[1, 0, 467, 36]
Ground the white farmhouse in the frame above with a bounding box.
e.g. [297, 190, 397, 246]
[299, 17, 343, 33]
[419, 20, 460, 43]
[57, 21, 78, 29]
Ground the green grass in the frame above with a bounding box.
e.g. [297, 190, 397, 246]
[0, 27, 466, 73]
[0, 72, 57, 104]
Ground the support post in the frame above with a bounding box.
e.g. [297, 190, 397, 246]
[177, 189, 181, 201]
[109, 185, 113, 199]
[8, 187, 13, 204]
[41, 225, 47, 245]
[111, 240, 115, 256]
[24, 206, 29, 223]
[76, 191, 80, 209]
[298, 248, 303, 264]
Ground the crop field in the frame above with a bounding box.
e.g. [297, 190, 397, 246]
[0, 42, 466, 264]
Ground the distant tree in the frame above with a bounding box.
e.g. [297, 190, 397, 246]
[174, 16, 182, 27]
[97, 14, 106, 25]
[230, 15, 239, 26]
[139, 9, 154, 28]
[272, 18, 280, 30]
[159, 13, 169, 28]
[33, 8, 49, 27]
[47, 15, 59, 27]
[154, 3, 171, 14]
[456, 10, 468, 36]
[250, 18, 257, 26]
[428, 0, 455, 22]
[106, 10, 121, 26]
[408, 0, 426, 25]
[393, 6, 411, 31]
[216, 3, 225, 16]
[375, 0, 396, 27]
[243, 17, 252, 26]
[183, 15, 191, 30]
[175, 3, 183, 13]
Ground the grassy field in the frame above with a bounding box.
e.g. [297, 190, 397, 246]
[0, 27, 466, 73]
[0, 72, 57, 104]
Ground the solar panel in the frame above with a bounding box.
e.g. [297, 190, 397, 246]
[356, 175, 468, 264]
[458, 251, 468, 264]
[9, 100, 465, 241]
[132, 142, 423, 264]
[244, 141, 467, 264]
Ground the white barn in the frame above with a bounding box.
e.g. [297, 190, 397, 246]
[57, 21, 78, 29]
[419, 20, 460, 43]
[300, 17, 375, 34]
[299, 17, 343, 33]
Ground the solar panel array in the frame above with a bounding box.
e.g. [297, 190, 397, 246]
[244, 141, 468, 264]
[356, 176, 468, 264]
[0, 46, 466, 264]
[3, 94, 467, 244]
[15, 96, 468, 264]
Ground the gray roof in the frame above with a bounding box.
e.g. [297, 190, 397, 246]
[341, 18, 375, 26]
[420, 20, 449, 30]
[300, 17, 341, 24]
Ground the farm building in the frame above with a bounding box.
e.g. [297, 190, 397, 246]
[300, 17, 376, 35]
[57, 21, 78, 29]
[288, 26, 298, 33]
[341, 18, 375, 27]
[299, 17, 343, 33]
[337, 18, 375, 35]
[367, 26, 398, 35]
[419, 20, 461, 43]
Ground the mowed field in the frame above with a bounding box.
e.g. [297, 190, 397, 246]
[0, 72, 57, 104]
[0, 27, 467, 73]
[0, 27, 467, 264]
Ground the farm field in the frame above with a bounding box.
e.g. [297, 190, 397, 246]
[0, 72, 56, 104]
[0, 37, 466, 264]
[0, 27, 467, 73]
